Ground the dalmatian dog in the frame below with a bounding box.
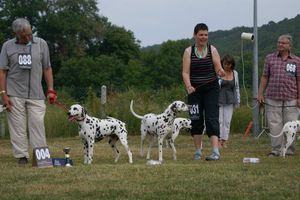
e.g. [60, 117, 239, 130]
[269, 120, 300, 157]
[165, 118, 206, 160]
[68, 104, 133, 164]
[130, 100, 190, 162]
[165, 117, 192, 160]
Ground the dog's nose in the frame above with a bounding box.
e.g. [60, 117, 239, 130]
[67, 112, 71, 116]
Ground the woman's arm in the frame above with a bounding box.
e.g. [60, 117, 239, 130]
[182, 47, 195, 94]
[211, 45, 225, 77]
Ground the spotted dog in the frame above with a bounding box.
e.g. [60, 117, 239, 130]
[130, 100, 190, 162]
[68, 104, 133, 164]
[165, 117, 192, 160]
[270, 120, 300, 157]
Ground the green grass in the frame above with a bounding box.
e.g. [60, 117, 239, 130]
[0, 134, 300, 200]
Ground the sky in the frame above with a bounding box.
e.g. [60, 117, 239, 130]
[98, 0, 300, 47]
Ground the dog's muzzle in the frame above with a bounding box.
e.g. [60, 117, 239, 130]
[67, 112, 76, 122]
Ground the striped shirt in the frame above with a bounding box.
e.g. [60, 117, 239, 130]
[263, 52, 300, 100]
[190, 44, 217, 88]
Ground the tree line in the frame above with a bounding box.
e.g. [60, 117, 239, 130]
[1, 0, 299, 97]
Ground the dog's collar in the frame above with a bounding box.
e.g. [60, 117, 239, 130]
[76, 117, 85, 122]
[71, 115, 85, 122]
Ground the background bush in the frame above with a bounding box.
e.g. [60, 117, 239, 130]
[0, 86, 253, 138]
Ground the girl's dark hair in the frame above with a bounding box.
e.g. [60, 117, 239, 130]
[194, 23, 208, 35]
[221, 54, 235, 70]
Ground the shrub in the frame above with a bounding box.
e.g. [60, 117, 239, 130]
[1, 86, 253, 138]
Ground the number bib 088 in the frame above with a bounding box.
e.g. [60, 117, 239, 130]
[18, 53, 32, 69]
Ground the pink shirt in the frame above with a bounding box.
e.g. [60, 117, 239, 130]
[263, 52, 300, 100]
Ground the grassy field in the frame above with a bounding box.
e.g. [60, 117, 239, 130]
[0, 133, 300, 200]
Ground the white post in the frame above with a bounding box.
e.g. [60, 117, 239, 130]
[101, 85, 107, 118]
[252, 0, 260, 135]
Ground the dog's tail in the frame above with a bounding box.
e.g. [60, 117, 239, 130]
[130, 100, 144, 119]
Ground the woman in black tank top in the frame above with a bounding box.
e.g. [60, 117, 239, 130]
[182, 23, 225, 161]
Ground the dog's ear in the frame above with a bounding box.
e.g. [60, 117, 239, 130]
[81, 106, 87, 118]
[170, 103, 177, 112]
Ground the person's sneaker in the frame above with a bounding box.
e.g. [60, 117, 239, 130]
[194, 150, 202, 160]
[18, 157, 28, 165]
[205, 153, 220, 161]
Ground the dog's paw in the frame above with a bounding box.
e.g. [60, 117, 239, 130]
[114, 154, 120, 163]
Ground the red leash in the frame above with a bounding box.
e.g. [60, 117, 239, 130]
[54, 100, 68, 112]
[47, 89, 69, 112]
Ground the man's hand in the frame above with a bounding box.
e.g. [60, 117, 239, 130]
[1, 94, 13, 112]
[47, 89, 57, 104]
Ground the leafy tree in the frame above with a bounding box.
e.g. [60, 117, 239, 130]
[99, 25, 141, 64]
[1, 0, 299, 93]
[145, 39, 190, 89]
[0, 0, 47, 44]
[56, 55, 126, 90]
[123, 59, 147, 89]
[0, 0, 141, 89]
[37, 0, 106, 73]
[0, 0, 107, 74]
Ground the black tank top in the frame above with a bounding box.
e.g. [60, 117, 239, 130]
[190, 44, 217, 88]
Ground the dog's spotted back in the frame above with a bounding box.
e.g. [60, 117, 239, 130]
[68, 104, 133, 164]
[130, 100, 190, 161]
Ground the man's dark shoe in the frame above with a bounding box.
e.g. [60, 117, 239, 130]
[18, 157, 28, 165]
[267, 152, 279, 157]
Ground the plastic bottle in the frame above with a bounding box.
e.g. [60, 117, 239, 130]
[243, 157, 260, 164]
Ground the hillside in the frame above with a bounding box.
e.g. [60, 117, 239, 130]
[143, 14, 300, 59]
